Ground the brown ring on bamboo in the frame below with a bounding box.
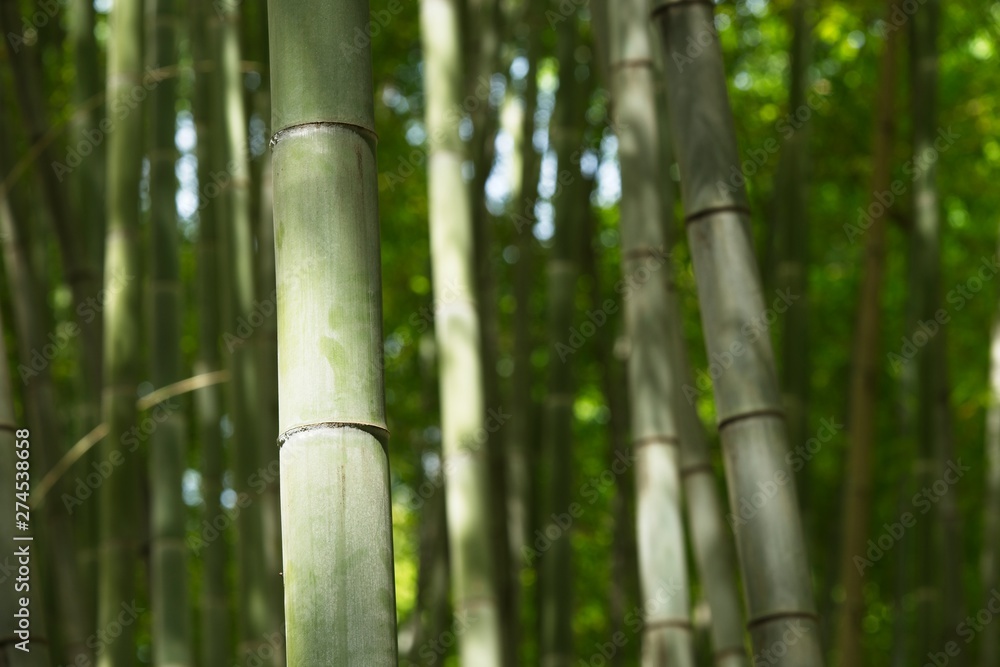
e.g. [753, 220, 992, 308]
[684, 204, 753, 226]
[270, 120, 378, 148]
[0, 421, 19, 432]
[621, 246, 669, 262]
[746, 609, 819, 630]
[717, 407, 786, 431]
[642, 617, 693, 631]
[650, 0, 717, 20]
[609, 58, 655, 71]
[680, 461, 714, 478]
[278, 421, 390, 449]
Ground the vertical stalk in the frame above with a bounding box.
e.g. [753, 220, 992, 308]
[539, 9, 584, 666]
[984, 311, 1000, 667]
[268, 0, 399, 662]
[652, 1, 825, 664]
[99, 0, 145, 663]
[67, 0, 104, 627]
[833, 3, 899, 664]
[147, 0, 191, 662]
[216, 1, 282, 661]
[190, 1, 230, 663]
[608, 0, 694, 663]
[909, 0, 963, 655]
[505, 6, 542, 661]
[775, 0, 811, 468]
[420, 0, 504, 663]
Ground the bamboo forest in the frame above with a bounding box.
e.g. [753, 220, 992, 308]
[1, 0, 999, 664]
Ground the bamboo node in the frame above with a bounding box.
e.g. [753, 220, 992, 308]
[278, 420, 390, 449]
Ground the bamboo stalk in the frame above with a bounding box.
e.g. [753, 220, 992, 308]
[98, 0, 145, 662]
[608, 0, 694, 663]
[146, 0, 191, 660]
[834, 5, 899, 664]
[651, 2, 824, 664]
[420, 0, 505, 663]
[268, 0, 399, 662]
[538, 9, 586, 666]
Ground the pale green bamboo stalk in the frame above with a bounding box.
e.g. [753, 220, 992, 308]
[651, 2, 824, 664]
[146, 0, 191, 662]
[268, 0, 398, 662]
[608, 1, 694, 663]
[984, 311, 1000, 667]
[190, 1, 231, 663]
[99, 0, 145, 663]
[420, 0, 504, 663]
[648, 34, 750, 667]
[215, 2, 282, 661]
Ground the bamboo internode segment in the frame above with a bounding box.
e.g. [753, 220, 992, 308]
[653, 1, 824, 665]
[269, 0, 398, 663]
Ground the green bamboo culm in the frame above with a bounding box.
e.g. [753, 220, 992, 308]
[267, 0, 399, 663]
[607, 0, 694, 664]
[538, 9, 585, 667]
[834, 5, 899, 663]
[651, 2, 824, 664]
[215, 1, 283, 661]
[146, 0, 191, 662]
[190, 0, 231, 662]
[420, 0, 504, 662]
[648, 34, 750, 667]
[67, 0, 104, 627]
[99, 0, 144, 664]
